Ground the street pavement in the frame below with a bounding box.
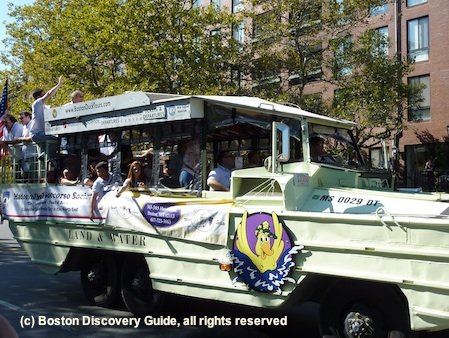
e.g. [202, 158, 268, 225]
[3, 221, 449, 338]
[0, 221, 319, 338]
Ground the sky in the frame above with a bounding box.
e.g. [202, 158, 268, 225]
[0, 0, 35, 69]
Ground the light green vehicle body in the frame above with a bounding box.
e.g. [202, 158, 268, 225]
[4, 92, 449, 334]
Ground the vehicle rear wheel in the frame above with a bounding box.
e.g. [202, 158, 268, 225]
[319, 281, 410, 338]
[120, 255, 163, 317]
[80, 253, 119, 308]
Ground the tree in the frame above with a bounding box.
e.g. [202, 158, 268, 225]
[1, 0, 250, 111]
[329, 29, 415, 149]
[118, 0, 252, 95]
[248, 0, 416, 149]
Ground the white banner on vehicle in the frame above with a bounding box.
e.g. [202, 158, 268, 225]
[2, 186, 231, 245]
[2, 186, 94, 223]
[104, 192, 231, 246]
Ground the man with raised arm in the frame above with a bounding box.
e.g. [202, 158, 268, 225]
[30, 76, 63, 161]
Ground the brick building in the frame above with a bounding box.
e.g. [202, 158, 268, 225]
[197, 0, 449, 190]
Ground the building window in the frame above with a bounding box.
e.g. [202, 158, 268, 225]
[407, 0, 427, 7]
[233, 22, 245, 44]
[407, 16, 429, 62]
[210, 28, 221, 36]
[370, 1, 388, 16]
[231, 68, 243, 88]
[375, 26, 389, 56]
[289, 2, 321, 28]
[370, 147, 389, 169]
[252, 12, 266, 40]
[232, 0, 244, 13]
[252, 11, 276, 41]
[252, 69, 279, 88]
[335, 0, 353, 25]
[289, 46, 323, 85]
[336, 0, 344, 12]
[334, 36, 352, 77]
[117, 63, 125, 77]
[408, 75, 430, 121]
[211, 0, 221, 10]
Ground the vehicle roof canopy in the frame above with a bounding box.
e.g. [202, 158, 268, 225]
[44, 91, 355, 135]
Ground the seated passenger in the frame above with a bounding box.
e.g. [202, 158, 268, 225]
[60, 168, 79, 186]
[83, 160, 98, 188]
[60, 155, 80, 185]
[310, 136, 336, 164]
[247, 150, 261, 168]
[160, 157, 181, 188]
[90, 161, 120, 219]
[207, 151, 234, 192]
[116, 160, 146, 197]
[179, 140, 199, 187]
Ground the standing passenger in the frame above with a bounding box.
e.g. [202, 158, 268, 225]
[1, 114, 23, 161]
[17, 111, 38, 182]
[68, 89, 84, 104]
[30, 76, 63, 161]
[1, 114, 24, 180]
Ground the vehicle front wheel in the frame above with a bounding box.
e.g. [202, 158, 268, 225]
[80, 252, 120, 308]
[120, 255, 163, 317]
[319, 281, 410, 338]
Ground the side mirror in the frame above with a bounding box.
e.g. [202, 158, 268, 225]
[277, 123, 290, 163]
[268, 122, 290, 173]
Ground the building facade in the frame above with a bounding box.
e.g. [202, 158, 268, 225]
[399, 0, 449, 190]
[198, 0, 449, 190]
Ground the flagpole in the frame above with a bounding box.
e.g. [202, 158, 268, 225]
[0, 78, 9, 159]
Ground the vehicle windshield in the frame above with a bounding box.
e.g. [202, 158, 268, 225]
[309, 123, 364, 168]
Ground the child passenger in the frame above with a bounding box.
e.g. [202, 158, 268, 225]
[116, 161, 146, 197]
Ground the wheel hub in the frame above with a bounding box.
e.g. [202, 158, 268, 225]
[87, 264, 105, 286]
[131, 275, 145, 291]
[130, 269, 149, 294]
[344, 311, 375, 337]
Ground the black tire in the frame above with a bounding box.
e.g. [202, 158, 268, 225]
[319, 281, 410, 338]
[80, 252, 120, 308]
[120, 255, 163, 317]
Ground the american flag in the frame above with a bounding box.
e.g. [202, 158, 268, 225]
[0, 79, 8, 118]
[0, 79, 8, 156]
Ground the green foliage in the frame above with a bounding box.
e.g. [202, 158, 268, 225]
[249, 0, 415, 149]
[0, 0, 417, 151]
[1, 0, 249, 113]
[330, 29, 414, 147]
